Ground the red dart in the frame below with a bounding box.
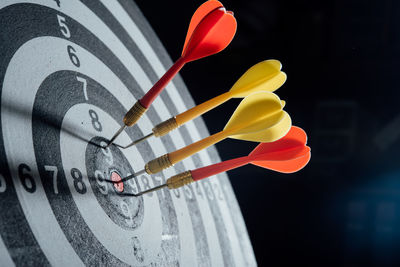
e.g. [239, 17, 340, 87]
[141, 0, 236, 107]
[191, 126, 311, 181]
[123, 126, 311, 197]
[106, 0, 237, 148]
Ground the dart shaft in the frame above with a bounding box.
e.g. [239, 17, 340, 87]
[191, 155, 250, 181]
[140, 57, 186, 108]
[168, 130, 228, 164]
[175, 91, 232, 126]
[143, 130, 229, 174]
[151, 90, 231, 138]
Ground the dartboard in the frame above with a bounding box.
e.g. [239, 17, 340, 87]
[0, 0, 256, 266]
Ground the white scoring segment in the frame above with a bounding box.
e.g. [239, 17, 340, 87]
[60, 104, 162, 265]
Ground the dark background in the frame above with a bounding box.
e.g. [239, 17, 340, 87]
[136, 0, 400, 265]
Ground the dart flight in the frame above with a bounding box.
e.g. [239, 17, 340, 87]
[106, 0, 237, 148]
[133, 91, 292, 175]
[120, 59, 287, 148]
[123, 126, 311, 196]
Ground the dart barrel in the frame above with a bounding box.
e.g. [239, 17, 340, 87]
[123, 100, 148, 126]
[152, 117, 179, 137]
[166, 171, 195, 189]
[145, 154, 173, 174]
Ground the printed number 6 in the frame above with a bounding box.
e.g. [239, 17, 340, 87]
[67, 45, 80, 67]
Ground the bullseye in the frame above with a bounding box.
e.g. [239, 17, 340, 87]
[110, 171, 124, 192]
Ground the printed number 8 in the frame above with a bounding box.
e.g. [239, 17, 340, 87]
[71, 168, 86, 194]
[89, 109, 102, 132]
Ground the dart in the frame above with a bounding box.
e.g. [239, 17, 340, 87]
[106, 0, 237, 148]
[123, 126, 310, 196]
[132, 91, 292, 176]
[119, 59, 287, 149]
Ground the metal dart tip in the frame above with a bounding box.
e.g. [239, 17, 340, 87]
[123, 184, 167, 197]
[133, 169, 146, 177]
[105, 125, 126, 148]
[117, 132, 154, 149]
[120, 169, 146, 182]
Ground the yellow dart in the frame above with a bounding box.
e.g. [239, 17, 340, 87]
[118, 60, 287, 148]
[133, 91, 291, 176]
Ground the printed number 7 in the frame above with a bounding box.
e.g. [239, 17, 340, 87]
[44, 165, 58, 194]
[77, 76, 88, 101]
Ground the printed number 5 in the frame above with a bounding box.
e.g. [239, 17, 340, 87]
[57, 15, 70, 38]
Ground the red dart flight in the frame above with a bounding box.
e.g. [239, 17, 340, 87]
[191, 126, 311, 181]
